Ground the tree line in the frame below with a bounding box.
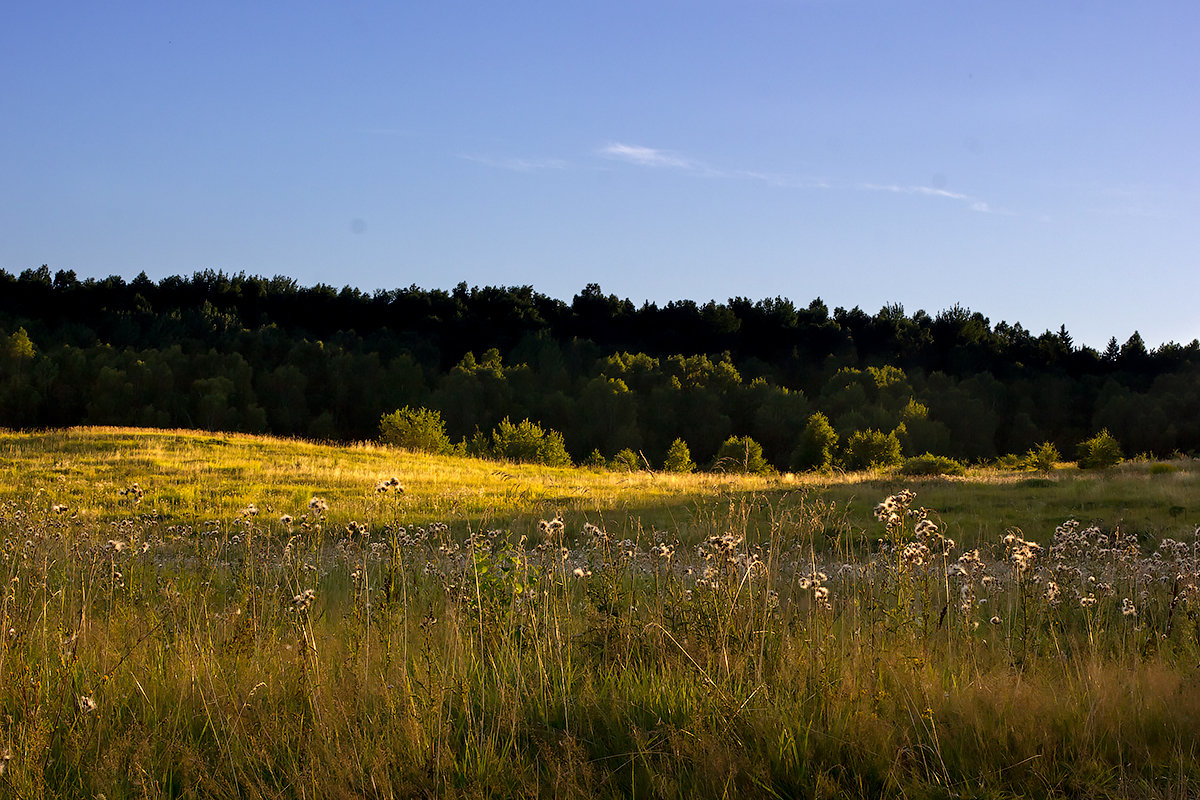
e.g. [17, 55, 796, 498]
[2, 265, 1199, 469]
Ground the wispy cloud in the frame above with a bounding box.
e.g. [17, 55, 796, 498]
[458, 153, 568, 171]
[598, 142, 698, 170]
[861, 183, 1002, 214]
[472, 139, 1004, 214]
[597, 141, 825, 188]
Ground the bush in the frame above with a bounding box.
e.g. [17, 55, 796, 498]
[899, 453, 967, 477]
[662, 438, 696, 473]
[992, 453, 1026, 471]
[842, 429, 903, 471]
[1077, 429, 1123, 470]
[581, 449, 608, 469]
[1025, 441, 1060, 473]
[378, 406, 451, 454]
[791, 412, 838, 472]
[714, 436, 772, 475]
[490, 417, 572, 466]
[611, 448, 641, 471]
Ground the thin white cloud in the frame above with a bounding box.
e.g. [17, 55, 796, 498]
[862, 183, 1001, 214]
[599, 141, 1007, 214]
[598, 141, 826, 188]
[598, 143, 697, 170]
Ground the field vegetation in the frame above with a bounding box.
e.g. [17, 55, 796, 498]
[1, 427, 1198, 797]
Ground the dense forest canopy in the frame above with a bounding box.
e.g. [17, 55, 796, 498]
[2, 265, 1198, 468]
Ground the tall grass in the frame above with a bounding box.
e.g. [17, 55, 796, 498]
[0, 429, 1198, 797]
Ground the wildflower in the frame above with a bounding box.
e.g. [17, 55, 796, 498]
[1003, 532, 1043, 574]
[1079, 593, 1097, 608]
[78, 694, 97, 713]
[308, 497, 329, 514]
[242, 503, 259, 517]
[292, 588, 316, 612]
[1122, 597, 1137, 618]
[990, 615, 1001, 625]
[959, 583, 975, 615]
[51, 503, 68, 514]
[582, 522, 608, 542]
[107, 540, 127, 552]
[280, 514, 293, 527]
[1044, 581, 1061, 606]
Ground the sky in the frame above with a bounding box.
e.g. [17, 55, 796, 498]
[3, 0, 1198, 350]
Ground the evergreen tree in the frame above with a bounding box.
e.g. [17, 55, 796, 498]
[662, 438, 696, 473]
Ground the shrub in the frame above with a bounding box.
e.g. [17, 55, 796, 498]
[714, 435, 772, 475]
[1077, 429, 1123, 470]
[490, 417, 572, 466]
[378, 406, 451, 454]
[662, 438, 696, 473]
[899, 453, 967, 477]
[842, 428, 903, 471]
[611, 448, 641, 471]
[1025, 441, 1060, 473]
[993, 454, 1026, 471]
[581, 449, 608, 469]
[791, 412, 838, 472]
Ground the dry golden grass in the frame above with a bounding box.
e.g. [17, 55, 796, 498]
[0, 427, 1198, 797]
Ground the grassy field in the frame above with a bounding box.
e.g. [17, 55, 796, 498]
[0, 427, 1198, 798]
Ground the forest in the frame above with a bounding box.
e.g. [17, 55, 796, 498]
[2, 265, 1199, 470]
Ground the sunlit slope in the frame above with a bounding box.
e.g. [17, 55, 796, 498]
[1, 427, 1197, 547]
[0, 426, 776, 527]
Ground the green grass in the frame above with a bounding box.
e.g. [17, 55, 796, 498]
[0, 427, 1198, 798]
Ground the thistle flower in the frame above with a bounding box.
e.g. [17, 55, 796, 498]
[1003, 532, 1043, 574]
[1079, 593, 1097, 608]
[308, 497, 329, 514]
[292, 588, 316, 612]
[78, 694, 97, 713]
[1044, 581, 1061, 606]
[582, 522, 607, 542]
[990, 615, 1001, 625]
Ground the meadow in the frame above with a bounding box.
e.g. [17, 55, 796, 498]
[1, 427, 1198, 798]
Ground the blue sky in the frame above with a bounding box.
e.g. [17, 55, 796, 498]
[3, 1, 1197, 349]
